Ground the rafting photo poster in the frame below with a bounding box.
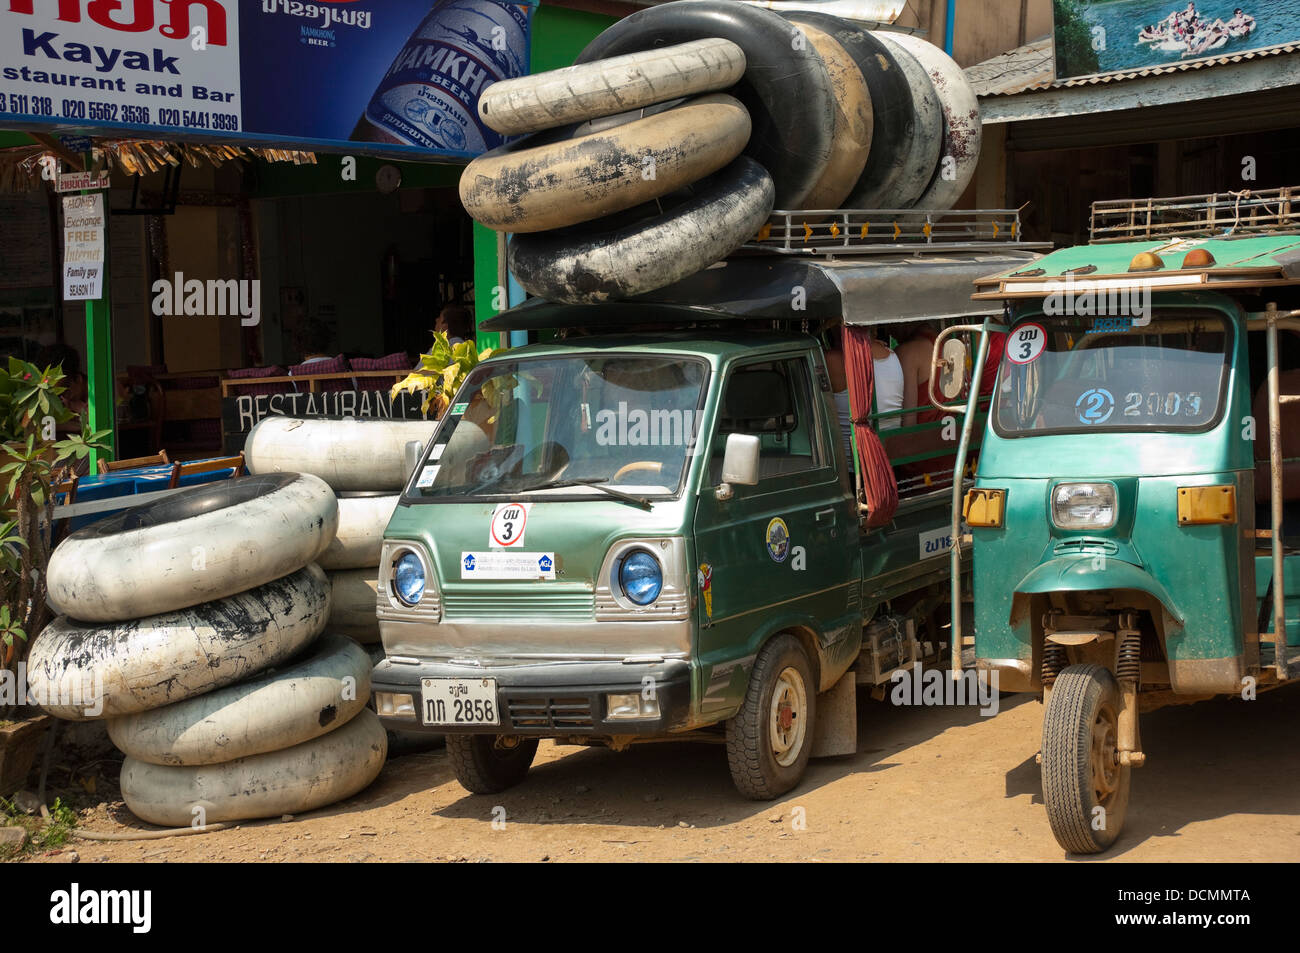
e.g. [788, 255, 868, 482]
[1051, 0, 1292, 79]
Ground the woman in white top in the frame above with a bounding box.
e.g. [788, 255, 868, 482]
[824, 320, 905, 465]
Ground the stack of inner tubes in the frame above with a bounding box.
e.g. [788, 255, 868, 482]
[461, 0, 983, 305]
[29, 473, 388, 827]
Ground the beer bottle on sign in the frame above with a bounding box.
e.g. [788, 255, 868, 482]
[351, 0, 533, 154]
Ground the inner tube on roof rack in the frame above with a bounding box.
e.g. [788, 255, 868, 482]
[46, 472, 337, 624]
[878, 32, 982, 210]
[575, 0, 835, 209]
[872, 32, 944, 209]
[460, 94, 751, 233]
[477, 37, 747, 135]
[108, 634, 373, 766]
[508, 156, 775, 305]
[784, 20, 873, 211]
[27, 564, 330, 721]
[119, 707, 387, 827]
[780, 12, 916, 210]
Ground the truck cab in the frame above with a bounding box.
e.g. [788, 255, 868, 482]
[372, 210, 1043, 798]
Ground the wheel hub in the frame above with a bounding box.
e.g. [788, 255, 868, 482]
[1091, 703, 1120, 804]
[768, 667, 808, 768]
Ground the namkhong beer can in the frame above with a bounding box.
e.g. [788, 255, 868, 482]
[352, 0, 534, 155]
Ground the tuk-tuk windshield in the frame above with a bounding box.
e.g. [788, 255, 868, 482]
[410, 354, 708, 501]
[993, 313, 1230, 435]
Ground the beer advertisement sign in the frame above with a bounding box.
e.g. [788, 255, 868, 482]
[0, 0, 536, 159]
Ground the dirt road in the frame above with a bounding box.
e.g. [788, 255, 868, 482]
[27, 683, 1300, 862]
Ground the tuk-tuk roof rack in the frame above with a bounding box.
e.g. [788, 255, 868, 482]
[1090, 187, 1300, 244]
[742, 208, 1047, 256]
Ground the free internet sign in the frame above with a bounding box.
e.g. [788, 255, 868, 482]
[0, 0, 535, 160]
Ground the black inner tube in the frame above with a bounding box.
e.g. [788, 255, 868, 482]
[575, 0, 835, 209]
[73, 472, 301, 537]
[781, 13, 917, 208]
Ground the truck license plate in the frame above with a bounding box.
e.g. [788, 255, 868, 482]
[420, 677, 500, 727]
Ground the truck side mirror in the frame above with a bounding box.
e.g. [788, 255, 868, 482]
[721, 433, 760, 486]
[936, 337, 968, 400]
[403, 439, 425, 481]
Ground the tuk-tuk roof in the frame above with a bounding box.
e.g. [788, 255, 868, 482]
[974, 233, 1300, 300]
[484, 249, 1041, 331]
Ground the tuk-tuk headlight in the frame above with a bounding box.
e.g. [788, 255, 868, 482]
[1052, 483, 1117, 530]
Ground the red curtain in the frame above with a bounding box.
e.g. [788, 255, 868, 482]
[843, 326, 899, 527]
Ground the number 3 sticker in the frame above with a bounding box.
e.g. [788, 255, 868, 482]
[490, 502, 530, 548]
[1007, 323, 1046, 365]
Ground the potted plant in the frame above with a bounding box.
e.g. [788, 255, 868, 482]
[390, 331, 498, 418]
[0, 357, 107, 794]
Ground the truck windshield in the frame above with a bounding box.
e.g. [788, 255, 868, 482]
[993, 313, 1230, 436]
[409, 354, 709, 501]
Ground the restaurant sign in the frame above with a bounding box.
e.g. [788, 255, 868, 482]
[221, 387, 432, 452]
[0, 0, 536, 159]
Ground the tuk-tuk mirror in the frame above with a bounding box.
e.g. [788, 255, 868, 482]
[937, 337, 968, 401]
[721, 433, 760, 486]
[403, 440, 425, 481]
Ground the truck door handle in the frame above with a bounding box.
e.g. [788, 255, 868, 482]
[815, 507, 836, 524]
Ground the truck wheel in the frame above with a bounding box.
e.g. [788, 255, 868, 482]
[726, 634, 816, 800]
[1041, 664, 1131, 853]
[446, 735, 539, 795]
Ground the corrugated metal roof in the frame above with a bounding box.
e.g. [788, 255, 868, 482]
[967, 36, 1300, 99]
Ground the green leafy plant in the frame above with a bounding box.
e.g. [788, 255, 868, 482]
[0, 795, 77, 856]
[391, 331, 499, 418]
[0, 357, 109, 718]
[1053, 0, 1101, 79]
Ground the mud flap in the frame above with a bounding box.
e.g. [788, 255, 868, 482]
[811, 672, 857, 758]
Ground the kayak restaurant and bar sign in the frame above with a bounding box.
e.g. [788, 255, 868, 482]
[0, 0, 536, 157]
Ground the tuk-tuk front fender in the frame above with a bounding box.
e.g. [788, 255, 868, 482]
[1012, 554, 1184, 629]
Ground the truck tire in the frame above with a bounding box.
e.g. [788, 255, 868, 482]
[46, 472, 337, 623]
[28, 564, 330, 721]
[460, 93, 751, 233]
[446, 734, 539, 794]
[508, 156, 774, 304]
[1041, 664, 1131, 854]
[872, 33, 944, 208]
[576, 0, 836, 209]
[783, 13, 915, 209]
[107, 634, 372, 766]
[120, 708, 387, 827]
[726, 633, 816, 799]
[786, 21, 873, 211]
[876, 32, 981, 210]
[317, 494, 398, 570]
[477, 37, 746, 135]
[245, 416, 435, 493]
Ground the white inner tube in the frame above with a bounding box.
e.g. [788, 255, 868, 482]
[46, 473, 337, 624]
[477, 37, 747, 136]
[878, 32, 981, 210]
[328, 569, 382, 644]
[120, 708, 388, 827]
[460, 93, 752, 234]
[28, 564, 331, 721]
[245, 416, 436, 493]
[317, 495, 398, 571]
[872, 33, 944, 209]
[108, 634, 373, 767]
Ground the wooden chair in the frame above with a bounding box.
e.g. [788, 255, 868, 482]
[51, 476, 78, 543]
[98, 450, 170, 474]
[166, 452, 246, 489]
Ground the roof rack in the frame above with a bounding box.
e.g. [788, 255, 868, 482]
[742, 208, 1039, 256]
[1089, 187, 1300, 244]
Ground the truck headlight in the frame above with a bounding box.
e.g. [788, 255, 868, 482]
[618, 550, 663, 606]
[394, 551, 427, 606]
[1052, 482, 1117, 530]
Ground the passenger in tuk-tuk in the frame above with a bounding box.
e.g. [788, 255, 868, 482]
[823, 318, 904, 465]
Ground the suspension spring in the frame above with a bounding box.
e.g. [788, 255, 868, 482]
[1041, 643, 1068, 687]
[1117, 629, 1142, 683]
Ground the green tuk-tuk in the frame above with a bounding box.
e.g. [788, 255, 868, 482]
[939, 188, 1300, 852]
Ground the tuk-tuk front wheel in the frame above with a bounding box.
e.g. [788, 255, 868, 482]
[446, 734, 539, 794]
[726, 634, 816, 800]
[1041, 663, 1131, 854]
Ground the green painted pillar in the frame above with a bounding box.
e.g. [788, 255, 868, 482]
[82, 170, 115, 470]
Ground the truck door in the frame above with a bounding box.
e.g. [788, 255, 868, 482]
[693, 351, 860, 716]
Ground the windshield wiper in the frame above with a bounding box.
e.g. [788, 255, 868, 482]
[519, 476, 652, 511]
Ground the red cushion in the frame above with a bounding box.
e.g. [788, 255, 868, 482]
[289, 354, 350, 392]
[350, 352, 412, 372]
[227, 364, 286, 379]
[225, 365, 290, 397]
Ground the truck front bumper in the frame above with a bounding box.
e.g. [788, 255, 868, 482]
[372, 657, 693, 737]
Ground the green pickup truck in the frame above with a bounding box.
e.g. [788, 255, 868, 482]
[371, 211, 1042, 798]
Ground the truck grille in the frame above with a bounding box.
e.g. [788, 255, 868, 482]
[506, 696, 595, 730]
[442, 590, 595, 622]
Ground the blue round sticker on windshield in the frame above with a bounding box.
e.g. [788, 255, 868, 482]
[1076, 388, 1115, 425]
